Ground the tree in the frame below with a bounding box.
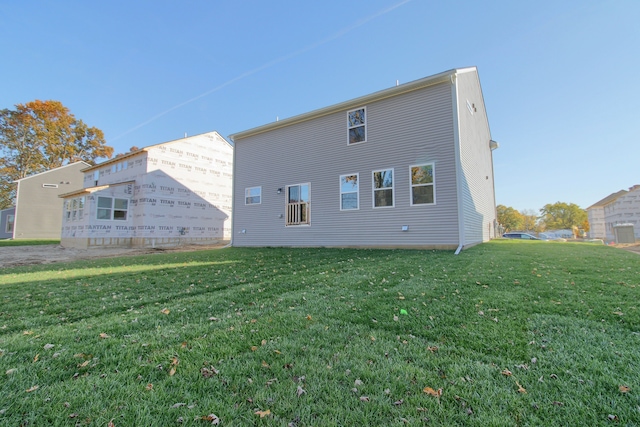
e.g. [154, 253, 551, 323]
[0, 100, 113, 209]
[497, 204, 524, 232]
[521, 208, 542, 232]
[539, 202, 588, 232]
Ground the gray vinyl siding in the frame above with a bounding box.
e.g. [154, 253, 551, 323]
[233, 82, 462, 248]
[455, 70, 496, 245]
[0, 207, 15, 239]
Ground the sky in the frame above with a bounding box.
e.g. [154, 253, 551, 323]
[1, 0, 638, 213]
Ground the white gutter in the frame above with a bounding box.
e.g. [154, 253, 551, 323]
[451, 72, 465, 255]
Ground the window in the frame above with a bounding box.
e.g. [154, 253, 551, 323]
[42, 183, 58, 188]
[286, 183, 310, 225]
[347, 107, 366, 144]
[97, 196, 129, 220]
[340, 174, 359, 210]
[372, 169, 394, 208]
[5, 214, 14, 233]
[410, 164, 435, 205]
[245, 187, 261, 205]
[65, 197, 85, 221]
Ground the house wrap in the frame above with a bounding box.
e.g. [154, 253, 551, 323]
[60, 131, 233, 249]
[229, 67, 498, 250]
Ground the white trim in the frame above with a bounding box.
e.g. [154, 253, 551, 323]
[96, 196, 130, 221]
[347, 106, 367, 145]
[339, 173, 359, 211]
[372, 168, 395, 209]
[244, 186, 262, 205]
[285, 183, 311, 226]
[409, 163, 436, 206]
[451, 72, 465, 251]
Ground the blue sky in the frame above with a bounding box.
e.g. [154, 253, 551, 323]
[1, 0, 638, 212]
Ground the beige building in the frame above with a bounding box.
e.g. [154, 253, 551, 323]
[12, 162, 89, 239]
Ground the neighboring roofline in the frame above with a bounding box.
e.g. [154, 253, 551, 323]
[59, 180, 136, 198]
[586, 189, 628, 210]
[12, 161, 91, 183]
[229, 67, 477, 141]
[81, 130, 230, 172]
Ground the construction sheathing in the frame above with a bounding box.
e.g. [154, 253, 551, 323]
[61, 132, 232, 248]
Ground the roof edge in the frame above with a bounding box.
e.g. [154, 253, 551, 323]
[229, 68, 472, 141]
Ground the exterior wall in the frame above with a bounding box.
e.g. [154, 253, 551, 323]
[61, 132, 233, 248]
[454, 69, 497, 246]
[604, 186, 640, 241]
[0, 207, 15, 239]
[587, 206, 606, 239]
[14, 162, 88, 239]
[232, 81, 463, 248]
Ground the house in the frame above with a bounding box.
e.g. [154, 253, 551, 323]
[229, 67, 498, 251]
[594, 185, 640, 242]
[11, 161, 89, 239]
[0, 207, 15, 239]
[59, 131, 233, 249]
[586, 189, 628, 239]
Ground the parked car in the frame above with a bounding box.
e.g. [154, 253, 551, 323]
[502, 232, 540, 240]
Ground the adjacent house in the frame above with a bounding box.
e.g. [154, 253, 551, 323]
[11, 161, 89, 239]
[0, 207, 15, 239]
[586, 189, 628, 239]
[60, 131, 233, 249]
[229, 67, 498, 251]
[602, 185, 640, 242]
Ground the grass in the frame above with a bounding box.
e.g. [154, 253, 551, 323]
[0, 241, 639, 426]
[0, 239, 60, 247]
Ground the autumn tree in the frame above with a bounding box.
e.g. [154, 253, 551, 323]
[497, 204, 524, 232]
[539, 202, 588, 231]
[521, 208, 542, 232]
[0, 100, 113, 209]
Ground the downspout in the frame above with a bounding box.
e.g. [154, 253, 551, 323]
[229, 136, 237, 247]
[450, 72, 465, 255]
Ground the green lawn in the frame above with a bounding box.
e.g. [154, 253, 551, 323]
[1, 241, 639, 426]
[0, 239, 60, 247]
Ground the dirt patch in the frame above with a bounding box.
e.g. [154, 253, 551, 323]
[0, 243, 228, 268]
[617, 243, 640, 254]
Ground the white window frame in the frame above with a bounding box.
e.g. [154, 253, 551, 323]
[42, 183, 58, 188]
[347, 106, 367, 145]
[339, 173, 359, 211]
[410, 163, 436, 206]
[372, 168, 394, 208]
[245, 186, 262, 205]
[285, 183, 310, 226]
[97, 196, 129, 221]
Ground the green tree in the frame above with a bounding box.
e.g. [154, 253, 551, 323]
[539, 202, 588, 232]
[497, 204, 524, 232]
[0, 100, 113, 209]
[521, 208, 542, 232]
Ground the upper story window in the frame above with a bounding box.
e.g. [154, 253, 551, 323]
[372, 168, 394, 208]
[97, 196, 129, 221]
[410, 164, 435, 205]
[245, 186, 261, 205]
[347, 107, 366, 145]
[42, 183, 58, 188]
[340, 174, 359, 210]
